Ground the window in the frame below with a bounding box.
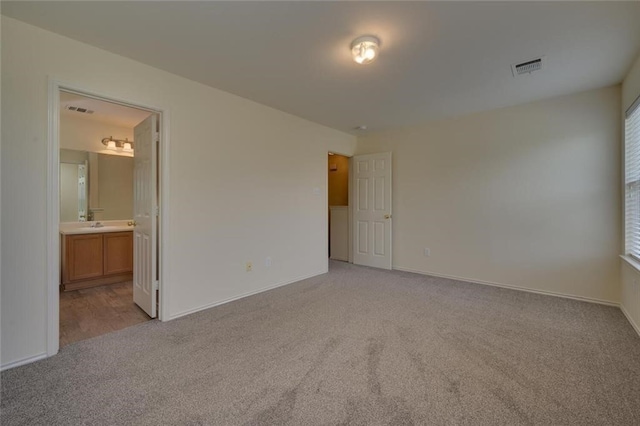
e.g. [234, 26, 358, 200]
[625, 95, 640, 259]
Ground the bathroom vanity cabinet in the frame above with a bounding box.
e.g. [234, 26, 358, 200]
[61, 231, 133, 291]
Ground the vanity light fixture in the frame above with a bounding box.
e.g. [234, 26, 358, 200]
[102, 136, 134, 152]
[351, 35, 380, 65]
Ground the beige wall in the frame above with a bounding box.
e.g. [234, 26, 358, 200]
[623, 54, 640, 114]
[621, 53, 640, 335]
[357, 86, 621, 303]
[0, 17, 356, 368]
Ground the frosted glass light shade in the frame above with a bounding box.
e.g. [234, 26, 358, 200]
[351, 36, 380, 65]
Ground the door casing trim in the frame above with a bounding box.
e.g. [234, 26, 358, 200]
[47, 78, 171, 357]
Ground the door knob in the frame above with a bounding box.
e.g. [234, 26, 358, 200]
[384, 214, 392, 219]
[128, 221, 137, 227]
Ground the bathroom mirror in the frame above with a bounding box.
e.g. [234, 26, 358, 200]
[60, 149, 134, 222]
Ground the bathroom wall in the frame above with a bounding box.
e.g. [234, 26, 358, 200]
[61, 113, 134, 158]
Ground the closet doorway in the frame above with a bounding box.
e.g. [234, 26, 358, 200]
[328, 152, 350, 262]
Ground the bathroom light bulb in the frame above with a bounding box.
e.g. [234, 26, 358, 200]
[364, 47, 376, 60]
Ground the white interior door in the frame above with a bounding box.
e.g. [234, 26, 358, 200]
[133, 114, 157, 318]
[353, 152, 392, 269]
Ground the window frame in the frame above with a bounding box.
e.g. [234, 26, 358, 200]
[624, 94, 640, 262]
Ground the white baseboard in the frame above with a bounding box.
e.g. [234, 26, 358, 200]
[0, 352, 47, 372]
[621, 304, 640, 337]
[168, 269, 328, 320]
[393, 266, 620, 307]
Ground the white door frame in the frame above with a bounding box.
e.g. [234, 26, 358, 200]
[46, 79, 171, 357]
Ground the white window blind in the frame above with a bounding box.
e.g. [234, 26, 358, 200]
[625, 97, 640, 259]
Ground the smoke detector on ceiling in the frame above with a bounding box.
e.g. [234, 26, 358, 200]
[511, 56, 545, 77]
[66, 105, 94, 114]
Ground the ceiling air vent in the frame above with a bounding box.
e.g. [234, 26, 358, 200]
[511, 57, 544, 77]
[66, 105, 94, 114]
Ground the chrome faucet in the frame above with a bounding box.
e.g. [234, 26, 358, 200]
[90, 221, 104, 228]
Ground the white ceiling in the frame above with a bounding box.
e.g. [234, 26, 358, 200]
[60, 91, 151, 128]
[4, 1, 640, 133]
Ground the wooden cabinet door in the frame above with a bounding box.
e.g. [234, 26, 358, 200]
[67, 234, 104, 281]
[103, 232, 133, 276]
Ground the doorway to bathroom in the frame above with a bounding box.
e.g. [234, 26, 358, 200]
[52, 87, 165, 349]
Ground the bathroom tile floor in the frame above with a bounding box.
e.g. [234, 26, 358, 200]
[59, 281, 152, 347]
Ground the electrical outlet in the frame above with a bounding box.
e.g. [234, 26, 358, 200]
[246, 261, 252, 272]
[424, 248, 430, 257]
[265, 257, 272, 267]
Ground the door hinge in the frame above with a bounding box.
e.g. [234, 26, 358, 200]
[153, 280, 159, 291]
[154, 132, 160, 143]
[154, 206, 159, 216]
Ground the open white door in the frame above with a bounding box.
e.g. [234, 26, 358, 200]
[133, 114, 157, 318]
[353, 152, 392, 269]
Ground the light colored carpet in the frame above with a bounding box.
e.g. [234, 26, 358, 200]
[2, 261, 639, 425]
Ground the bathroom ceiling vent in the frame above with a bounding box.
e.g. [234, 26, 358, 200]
[66, 105, 94, 114]
[511, 56, 545, 77]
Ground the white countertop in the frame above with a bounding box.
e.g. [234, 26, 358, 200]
[60, 220, 134, 235]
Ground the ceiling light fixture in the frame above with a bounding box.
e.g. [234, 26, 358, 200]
[351, 36, 380, 65]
